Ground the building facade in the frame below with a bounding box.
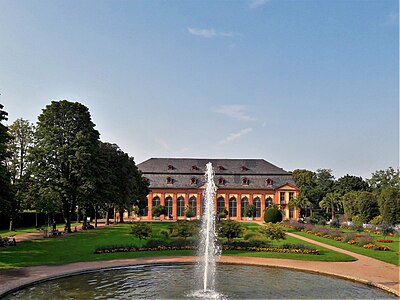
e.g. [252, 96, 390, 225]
[134, 158, 300, 221]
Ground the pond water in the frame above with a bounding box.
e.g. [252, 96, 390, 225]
[5, 263, 395, 299]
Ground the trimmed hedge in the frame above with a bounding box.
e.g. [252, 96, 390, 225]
[264, 208, 283, 223]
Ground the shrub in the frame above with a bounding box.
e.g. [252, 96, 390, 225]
[152, 205, 167, 217]
[380, 223, 395, 238]
[370, 215, 383, 226]
[244, 204, 256, 218]
[264, 208, 283, 223]
[258, 223, 286, 241]
[243, 230, 258, 240]
[342, 232, 356, 243]
[330, 218, 340, 228]
[217, 220, 245, 241]
[356, 236, 374, 247]
[168, 221, 198, 240]
[130, 222, 152, 241]
[184, 206, 196, 218]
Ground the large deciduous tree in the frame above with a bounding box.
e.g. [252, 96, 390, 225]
[377, 186, 400, 225]
[368, 167, 399, 191]
[30, 100, 99, 232]
[0, 104, 14, 220]
[334, 174, 370, 195]
[6, 118, 35, 230]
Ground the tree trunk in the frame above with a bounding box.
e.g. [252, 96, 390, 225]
[113, 208, 117, 225]
[94, 205, 98, 228]
[8, 217, 13, 231]
[105, 210, 109, 225]
[119, 209, 124, 223]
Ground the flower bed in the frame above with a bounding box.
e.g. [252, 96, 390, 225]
[376, 239, 394, 243]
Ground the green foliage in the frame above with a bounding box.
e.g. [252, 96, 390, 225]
[377, 186, 400, 225]
[319, 192, 342, 220]
[30, 101, 100, 232]
[218, 211, 227, 219]
[368, 167, 399, 191]
[264, 207, 283, 223]
[244, 204, 256, 218]
[217, 220, 245, 241]
[152, 205, 167, 217]
[334, 174, 370, 195]
[357, 192, 379, 223]
[258, 223, 286, 241]
[350, 215, 364, 232]
[330, 218, 340, 228]
[184, 206, 196, 218]
[168, 220, 198, 239]
[370, 215, 383, 226]
[380, 223, 395, 238]
[130, 222, 152, 240]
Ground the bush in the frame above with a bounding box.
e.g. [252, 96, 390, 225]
[244, 204, 256, 218]
[185, 206, 196, 218]
[243, 230, 258, 240]
[130, 222, 152, 240]
[330, 218, 340, 228]
[380, 223, 395, 237]
[257, 223, 286, 241]
[264, 208, 283, 223]
[152, 205, 167, 217]
[168, 221, 198, 239]
[217, 220, 245, 241]
[370, 215, 383, 226]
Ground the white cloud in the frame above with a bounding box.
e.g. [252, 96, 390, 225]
[187, 27, 234, 38]
[248, 0, 270, 9]
[213, 105, 256, 121]
[220, 128, 253, 145]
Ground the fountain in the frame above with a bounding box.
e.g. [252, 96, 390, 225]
[197, 162, 220, 295]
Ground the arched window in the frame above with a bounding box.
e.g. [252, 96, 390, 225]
[165, 196, 173, 218]
[189, 196, 197, 216]
[266, 197, 273, 208]
[217, 196, 225, 213]
[141, 199, 149, 216]
[241, 197, 249, 217]
[177, 196, 185, 217]
[229, 197, 237, 217]
[254, 197, 261, 217]
[152, 196, 160, 207]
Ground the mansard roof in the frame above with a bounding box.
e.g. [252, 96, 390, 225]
[138, 158, 297, 190]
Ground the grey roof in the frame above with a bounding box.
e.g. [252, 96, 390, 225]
[138, 158, 297, 190]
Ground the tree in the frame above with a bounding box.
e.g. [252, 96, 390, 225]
[152, 205, 167, 218]
[334, 174, 370, 195]
[244, 204, 256, 218]
[185, 206, 196, 219]
[6, 118, 35, 230]
[169, 221, 198, 240]
[30, 100, 100, 233]
[264, 206, 283, 223]
[342, 191, 360, 221]
[0, 104, 14, 221]
[377, 186, 400, 225]
[319, 192, 342, 220]
[368, 167, 399, 191]
[288, 194, 312, 218]
[356, 192, 379, 223]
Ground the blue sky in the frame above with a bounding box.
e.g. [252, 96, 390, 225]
[0, 0, 398, 179]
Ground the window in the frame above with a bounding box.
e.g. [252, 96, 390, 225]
[241, 166, 249, 171]
[165, 196, 173, 218]
[218, 165, 225, 171]
[217, 197, 225, 214]
[242, 177, 249, 185]
[254, 197, 261, 218]
[265, 197, 273, 208]
[280, 192, 286, 204]
[177, 196, 185, 217]
[289, 192, 294, 201]
[152, 196, 160, 207]
[241, 197, 249, 217]
[191, 165, 198, 170]
[167, 164, 174, 170]
[229, 197, 237, 217]
[191, 177, 198, 184]
[266, 178, 273, 186]
[289, 207, 294, 219]
[218, 177, 225, 185]
[166, 177, 173, 184]
[189, 196, 197, 216]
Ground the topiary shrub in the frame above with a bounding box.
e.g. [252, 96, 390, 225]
[264, 208, 283, 223]
[217, 220, 245, 242]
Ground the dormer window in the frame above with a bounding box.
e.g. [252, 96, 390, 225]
[166, 177, 173, 184]
[167, 164, 174, 170]
[266, 178, 273, 186]
[191, 177, 198, 184]
[241, 166, 249, 171]
[191, 165, 198, 170]
[218, 165, 225, 171]
[242, 177, 249, 185]
[218, 177, 225, 185]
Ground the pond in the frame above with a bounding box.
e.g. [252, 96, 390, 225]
[4, 263, 395, 299]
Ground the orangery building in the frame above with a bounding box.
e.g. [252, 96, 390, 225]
[135, 158, 300, 221]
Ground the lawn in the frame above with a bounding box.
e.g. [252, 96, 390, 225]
[286, 227, 400, 266]
[0, 223, 81, 236]
[0, 222, 355, 269]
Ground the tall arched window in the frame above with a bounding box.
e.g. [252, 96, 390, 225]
[241, 197, 249, 217]
[229, 197, 237, 217]
[189, 196, 197, 216]
[254, 197, 261, 217]
[266, 197, 273, 208]
[165, 196, 173, 218]
[177, 196, 185, 217]
[217, 197, 225, 213]
[152, 196, 160, 207]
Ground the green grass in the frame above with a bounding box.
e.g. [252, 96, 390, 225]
[0, 223, 81, 236]
[287, 228, 399, 266]
[0, 222, 355, 269]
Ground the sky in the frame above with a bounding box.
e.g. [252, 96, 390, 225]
[0, 0, 398, 179]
